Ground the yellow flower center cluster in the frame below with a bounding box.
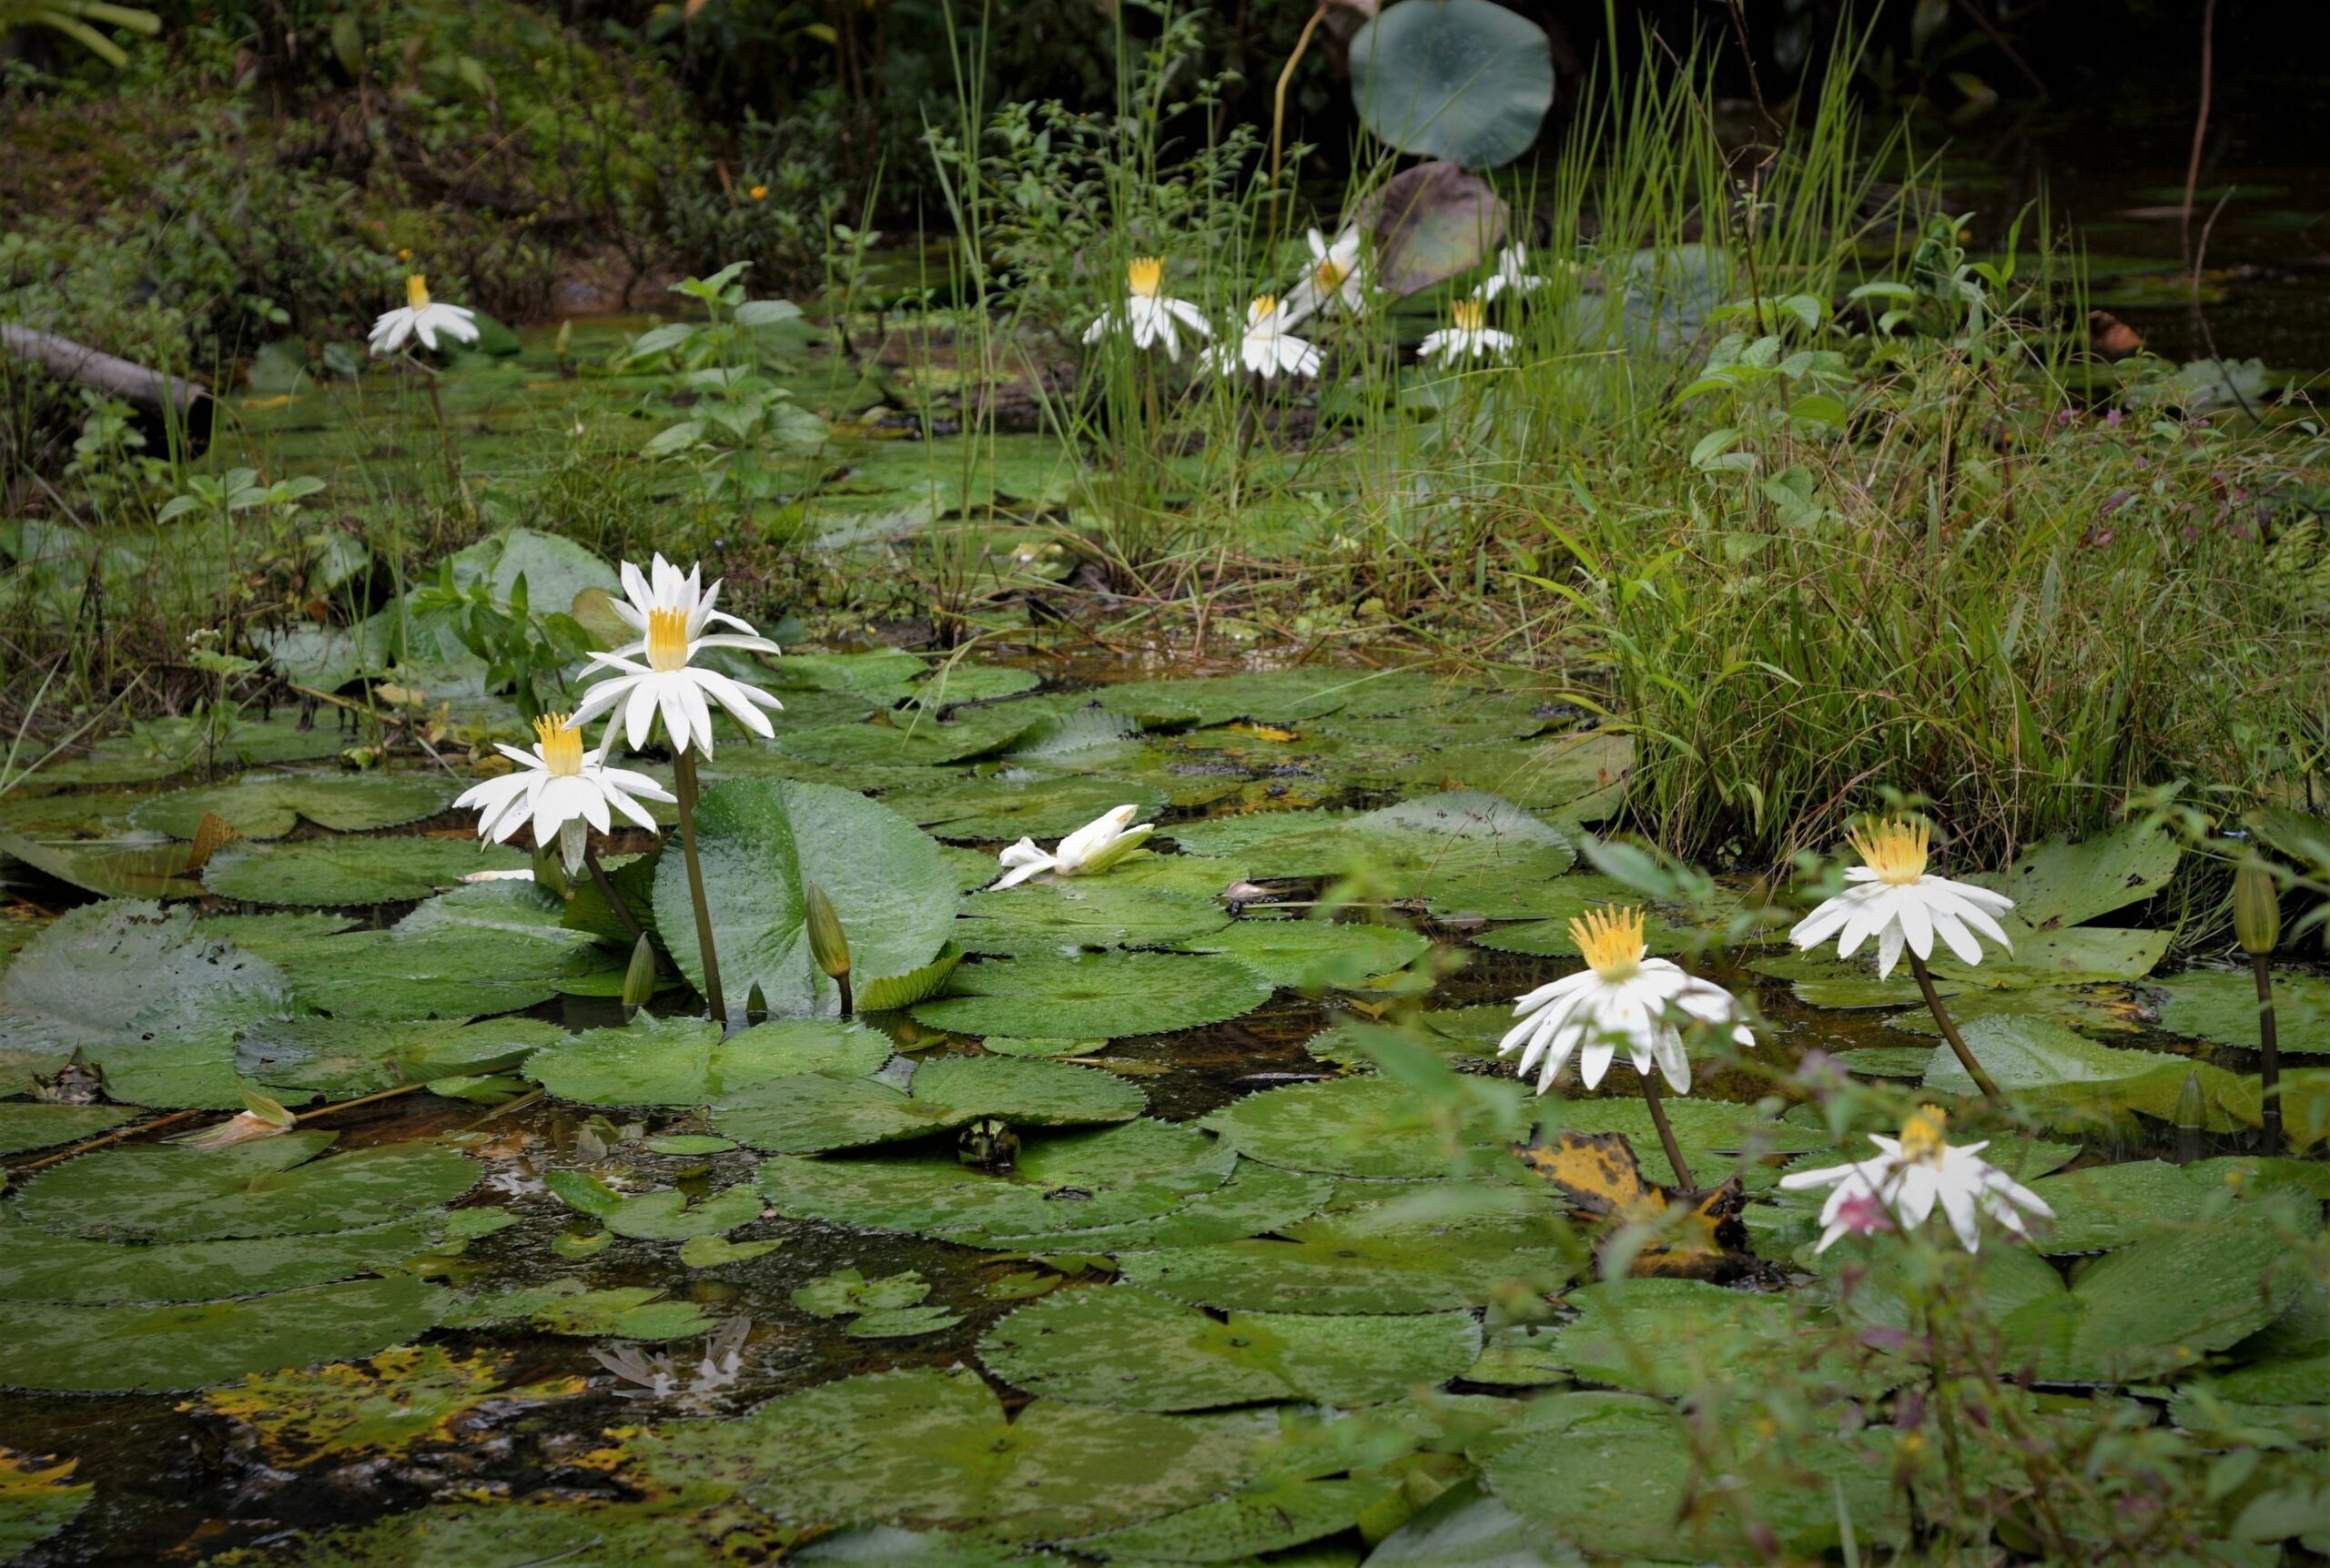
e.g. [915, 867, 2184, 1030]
[1127, 258, 1163, 299]
[644, 606, 691, 673]
[406, 274, 431, 309]
[1313, 254, 1347, 288]
[1450, 298, 1486, 334]
[1251, 294, 1279, 323]
[1847, 816, 1930, 886]
[1569, 905, 1646, 982]
[1899, 1104, 1949, 1164]
[533, 712, 584, 776]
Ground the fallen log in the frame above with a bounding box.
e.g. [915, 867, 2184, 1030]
[0, 323, 214, 457]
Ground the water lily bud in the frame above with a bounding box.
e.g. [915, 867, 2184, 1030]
[1079, 821, 1156, 876]
[621, 934, 657, 1008]
[806, 884, 851, 979]
[2234, 859, 2281, 956]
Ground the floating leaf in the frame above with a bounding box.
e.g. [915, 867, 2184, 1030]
[713, 1055, 1143, 1155]
[953, 881, 1230, 957]
[204, 836, 528, 905]
[0, 1103, 135, 1158]
[1098, 670, 1390, 729]
[234, 1016, 560, 1098]
[0, 1275, 446, 1394]
[979, 1285, 1480, 1410]
[1200, 1076, 1528, 1179]
[0, 827, 205, 899]
[847, 1306, 963, 1338]
[1922, 1016, 2246, 1129]
[1351, 0, 1555, 169]
[628, 1367, 1276, 1543]
[1755, 916, 2170, 1005]
[1174, 918, 1429, 990]
[193, 1346, 585, 1463]
[913, 952, 1275, 1039]
[0, 1215, 445, 1303]
[2157, 967, 2330, 1052]
[967, 1159, 1337, 1252]
[132, 772, 454, 840]
[258, 926, 620, 1020]
[2023, 1159, 2222, 1253]
[1069, 1474, 1403, 1561]
[544, 1173, 765, 1240]
[777, 707, 1041, 768]
[0, 1450, 90, 1562]
[755, 1119, 1236, 1239]
[1989, 822, 2180, 928]
[1555, 1280, 1835, 1398]
[884, 772, 1166, 843]
[1120, 1188, 1569, 1313]
[1364, 158, 1511, 298]
[794, 1268, 933, 1318]
[441, 1280, 716, 1340]
[655, 779, 957, 1017]
[525, 1014, 892, 1106]
[8, 1131, 478, 1242]
[1512, 1128, 1754, 1280]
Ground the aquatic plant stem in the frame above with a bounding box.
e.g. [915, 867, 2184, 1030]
[2254, 953, 2282, 1155]
[836, 970, 855, 1019]
[1269, 3, 1328, 233]
[582, 843, 644, 944]
[672, 747, 728, 1030]
[1640, 1076, 1694, 1192]
[1908, 953, 2005, 1108]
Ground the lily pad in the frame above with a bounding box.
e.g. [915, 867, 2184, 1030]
[0, 1275, 446, 1393]
[1119, 1187, 1570, 1313]
[2156, 967, 2330, 1052]
[972, 1160, 1338, 1252]
[979, 1285, 1481, 1410]
[1174, 919, 1431, 990]
[0, 1102, 136, 1157]
[954, 881, 1231, 957]
[2022, 1159, 2221, 1253]
[713, 1055, 1143, 1155]
[914, 952, 1276, 1039]
[1200, 1077, 1529, 1179]
[628, 1366, 1276, 1543]
[524, 1013, 893, 1106]
[755, 1118, 1237, 1239]
[655, 778, 957, 1018]
[1922, 1016, 2245, 1128]
[191, 1345, 585, 1464]
[1989, 822, 2180, 928]
[1554, 1279, 1837, 1398]
[233, 1016, 561, 1098]
[0, 1214, 446, 1303]
[258, 926, 620, 1020]
[885, 773, 1167, 843]
[132, 772, 454, 840]
[1098, 670, 1384, 729]
[440, 1280, 716, 1340]
[847, 1306, 963, 1338]
[1755, 916, 2170, 1006]
[1351, 0, 1555, 170]
[203, 835, 529, 905]
[777, 707, 1041, 768]
[543, 1171, 765, 1239]
[0, 1450, 91, 1562]
[795, 1268, 933, 1318]
[1069, 1474, 1403, 1561]
[8, 1131, 479, 1242]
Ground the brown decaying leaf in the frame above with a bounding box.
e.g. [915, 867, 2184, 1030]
[1513, 1126, 1755, 1282]
[185, 812, 244, 872]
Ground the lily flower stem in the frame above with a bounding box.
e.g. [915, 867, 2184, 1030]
[1640, 1076, 1695, 1193]
[671, 749, 728, 1031]
[1906, 953, 2005, 1108]
[582, 844, 644, 945]
[412, 359, 471, 521]
[837, 971, 855, 1019]
[2254, 952, 2283, 1155]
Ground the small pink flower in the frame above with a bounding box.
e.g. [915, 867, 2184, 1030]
[2105, 407, 2124, 428]
[1833, 1189, 1896, 1238]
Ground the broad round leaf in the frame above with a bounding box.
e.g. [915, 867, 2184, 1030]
[203, 836, 528, 905]
[654, 778, 957, 1018]
[629, 1367, 1276, 1543]
[1201, 1076, 1528, 1179]
[913, 952, 1275, 1039]
[261, 927, 620, 1020]
[234, 1017, 561, 1098]
[714, 1055, 1142, 1154]
[962, 1158, 1337, 1251]
[980, 1285, 1481, 1410]
[525, 1014, 892, 1106]
[0, 1276, 446, 1394]
[0, 1216, 445, 1304]
[0, 1104, 136, 1158]
[1176, 918, 1429, 989]
[883, 772, 1163, 843]
[133, 772, 454, 840]
[954, 881, 1230, 957]
[1351, 0, 1555, 170]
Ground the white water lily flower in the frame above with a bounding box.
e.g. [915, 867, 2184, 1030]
[1418, 299, 1516, 365]
[1080, 258, 1211, 361]
[991, 804, 1155, 890]
[368, 274, 480, 356]
[454, 712, 675, 874]
[1498, 906, 1753, 1095]
[1474, 243, 1549, 302]
[1203, 295, 1320, 380]
[1780, 1104, 2052, 1253]
[1280, 226, 1370, 326]
[1789, 817, 2014, 980]
[570, 554, 785, 755]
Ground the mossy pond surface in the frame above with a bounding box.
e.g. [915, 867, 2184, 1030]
[5, 615, 2328, 1563]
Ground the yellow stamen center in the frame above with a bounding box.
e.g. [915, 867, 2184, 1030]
[1251, 294, 1279, 323]
[406, 274, 431, 309]
[1127, 258, 1163, 299]
[644, 606, 691, 673]
[1568, 905, 1646, 982]
[1846, 817, 1930, 885]
[1899, 1104, 1948, 1164]
[533, 713, 584, 776]
[1451, 299, 1486, 334]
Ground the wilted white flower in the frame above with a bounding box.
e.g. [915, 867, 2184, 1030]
[992, 804, 1155, 890]
[454, 712, 674, 874]
[1789, 818, 2015, 980]
[1498, 906, 1752, 1094]
[1081, 258, 1211, 361]
[1204, 295, 1320, 380]
[1417, 299, 1515, 365]
[570, 554, 785, 755]
[1780, 1104, 2052, 1253]
[368, 274, 480, 356]
[1474, 243, 1550, 303]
